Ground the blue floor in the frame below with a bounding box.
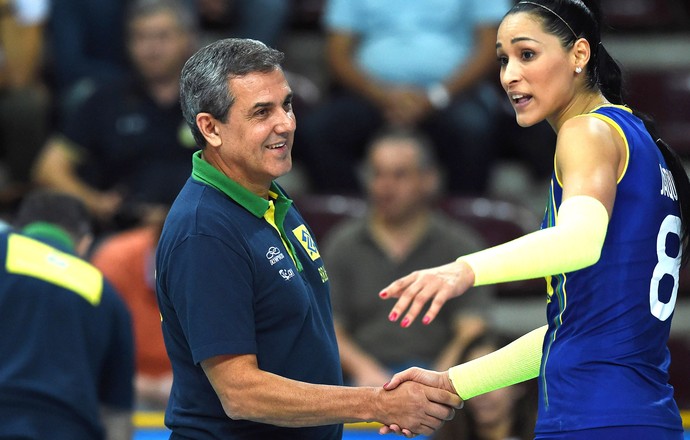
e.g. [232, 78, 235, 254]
[134, 428, 690, 440]
[134, 428, 431, 439]
[133, 411, 690, 440]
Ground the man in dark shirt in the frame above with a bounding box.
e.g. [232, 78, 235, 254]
[0, 190, 134, 439]
[33, 0, 198, 230]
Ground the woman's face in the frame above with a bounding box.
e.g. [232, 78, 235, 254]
[496, 12, 578, 128]
[464, 346, 525, 428]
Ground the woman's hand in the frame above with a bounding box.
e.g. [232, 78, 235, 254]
[379, 260, 475, 327]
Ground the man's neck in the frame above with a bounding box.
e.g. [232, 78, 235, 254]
[148, 77, 180, 106]
[369, 210, 430, 262]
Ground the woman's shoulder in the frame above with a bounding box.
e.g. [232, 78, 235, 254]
[558, 112, 619, 148]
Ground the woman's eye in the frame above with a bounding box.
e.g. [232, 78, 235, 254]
[522, 50, 535, 60]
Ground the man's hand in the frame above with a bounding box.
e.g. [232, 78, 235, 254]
[378, 367, 462, 436]
[375, 378, 462, 437]
[384, 367, 458, 396]
[380, 87, 433, 126]
[379, 260, 475, 327]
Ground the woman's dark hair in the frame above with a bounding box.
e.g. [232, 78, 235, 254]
[507, 0, 690, 266]
[433, 331, 538, 440]
[638, 113, 690, 266]
[508, 0, 620, 103]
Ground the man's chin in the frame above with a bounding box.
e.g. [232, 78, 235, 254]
[272, 162, 293, 180]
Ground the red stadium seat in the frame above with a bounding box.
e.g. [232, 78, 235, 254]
[440, 196, 540, 246]
[625, 67, 690, 156]
[293, 194, 367, 242]
[601, 0, 690, 32]
[668, 335, 690, 409]
[440, 196, 546, 298]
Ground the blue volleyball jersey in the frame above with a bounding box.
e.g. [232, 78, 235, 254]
[536, 105, 683, 433]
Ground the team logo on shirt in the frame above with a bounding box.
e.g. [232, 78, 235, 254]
[292, 225, 320, 261]
[317, 266, 329, 283]
[265, 246, 285, 265]
[279, 268, 295, 281]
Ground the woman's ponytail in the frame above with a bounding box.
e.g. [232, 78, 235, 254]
[634, 110, 690, 266]
[595, 43, 624, 105]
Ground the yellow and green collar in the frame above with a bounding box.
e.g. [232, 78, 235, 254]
[190, 151, 302, 271]
[21, 222, 75, 252]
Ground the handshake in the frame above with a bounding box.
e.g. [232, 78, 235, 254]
[374, 367, 462, 438]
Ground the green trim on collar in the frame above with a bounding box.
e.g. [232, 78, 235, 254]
[190, 150, 302, 271]
[191, 150, 268, 217]
[21, 222, 75, 251]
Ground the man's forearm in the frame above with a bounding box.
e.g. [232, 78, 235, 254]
[202, 354, 460, 431]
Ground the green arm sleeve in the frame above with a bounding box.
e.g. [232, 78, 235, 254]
[458, 195, 609, 286]
[448, 325, 547, 399]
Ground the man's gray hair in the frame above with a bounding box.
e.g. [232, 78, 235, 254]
[180, 38, 285, 148]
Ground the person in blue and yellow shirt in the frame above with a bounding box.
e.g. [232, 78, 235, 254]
[155, 38, 462, 439]
[0, 190, 134, 440]
[378, 1, 690, 439]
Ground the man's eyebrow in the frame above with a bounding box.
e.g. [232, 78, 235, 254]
[251, 92, 294, 110]
[252, 101, 274, 110]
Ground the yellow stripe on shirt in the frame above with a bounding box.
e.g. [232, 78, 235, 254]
[6, 234, 103, 306]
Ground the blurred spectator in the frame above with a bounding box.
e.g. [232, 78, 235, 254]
[296, 0, 510, 195]
[91, 215, 171, 410]
[0, 190, 134, 440]
[48, 0, 129, 124]
[188, 0, 292, 48]
[433, 330, 538, 440]
[322, 128, 495, 387]
[33, 0, 198, 232]
[0, 0, 51, 205]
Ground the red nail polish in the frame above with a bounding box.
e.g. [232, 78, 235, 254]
[401, 318, 410, 328]
[379, 291, 388, 298]
[422, 316, 431, 325]
[389, 312, 398, 321]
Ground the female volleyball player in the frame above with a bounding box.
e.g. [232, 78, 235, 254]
[379, 1, 690, 439]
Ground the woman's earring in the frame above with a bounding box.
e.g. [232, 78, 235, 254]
[575, 66, 583, 74]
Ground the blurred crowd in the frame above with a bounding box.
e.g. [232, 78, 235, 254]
[3, 0, 690, 230]
[0, 0, 563, 232]
[0, 0, 300, 231]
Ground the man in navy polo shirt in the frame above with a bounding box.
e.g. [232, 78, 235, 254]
[32, 0, 198, 230]
[0, 190, 134, 439]
[155, 38, 463, 439]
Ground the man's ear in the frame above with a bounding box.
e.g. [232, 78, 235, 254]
[196, 113, 222, 148]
